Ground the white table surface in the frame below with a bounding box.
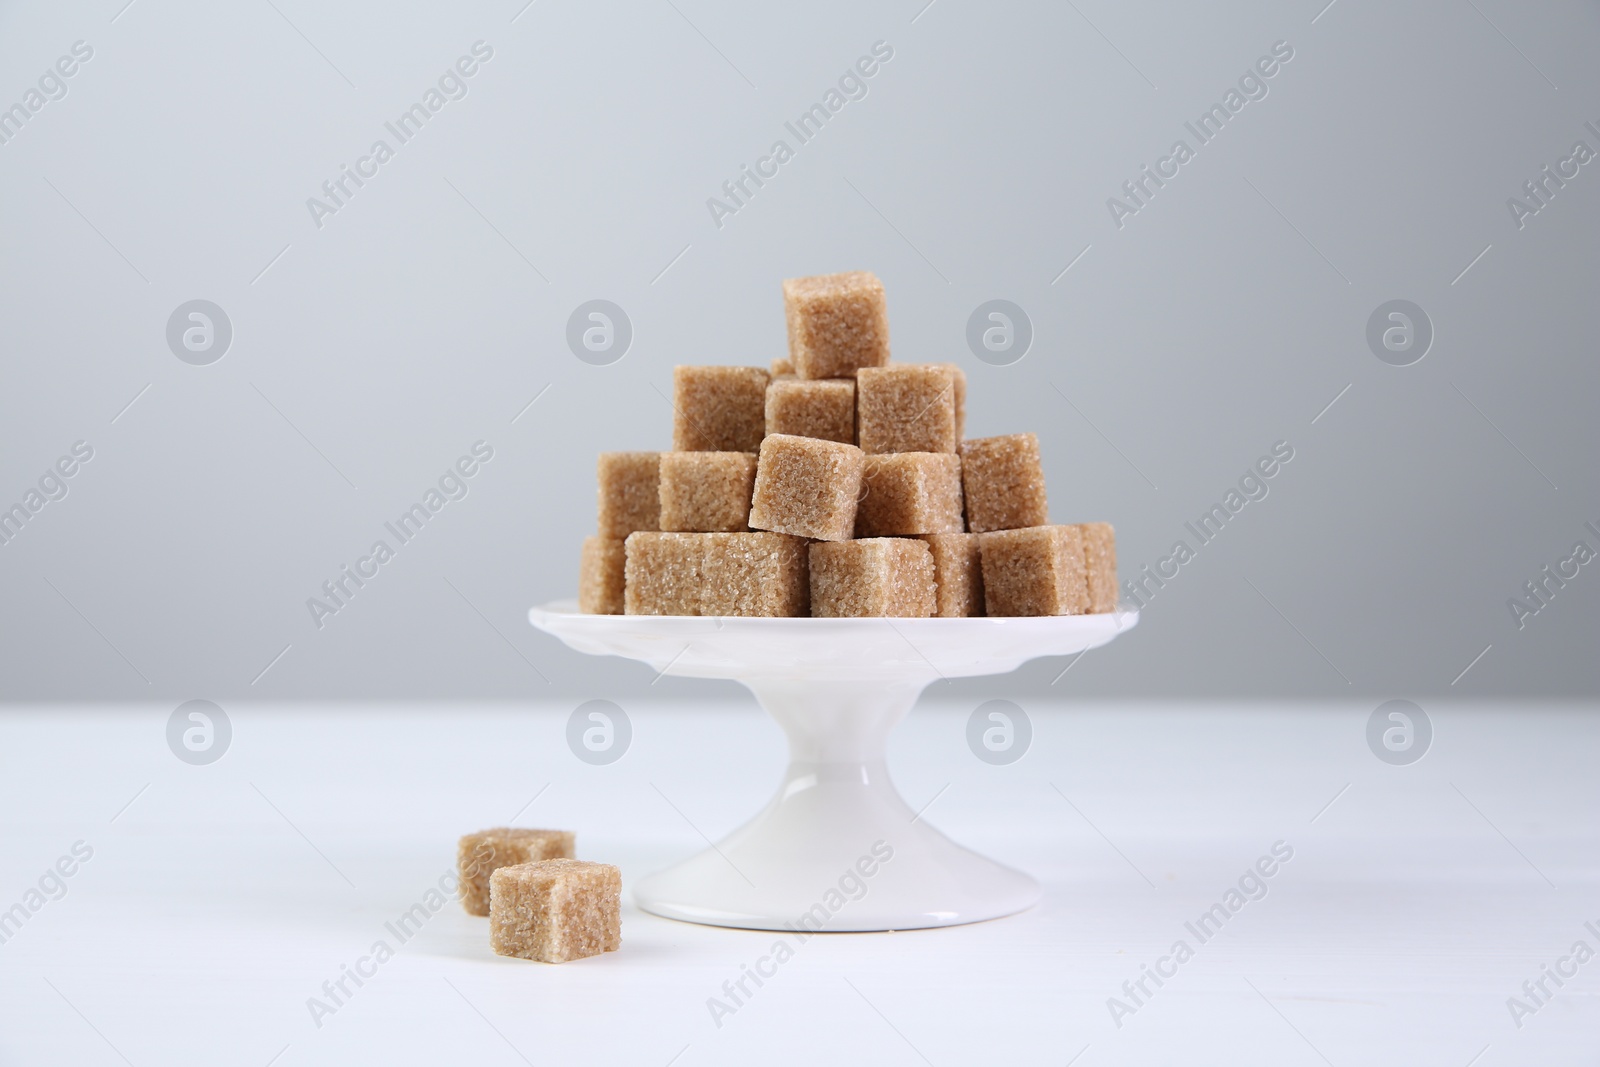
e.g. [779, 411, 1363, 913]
[0, 700, 1594, 1066]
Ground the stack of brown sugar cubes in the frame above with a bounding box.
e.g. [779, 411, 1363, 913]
[457, 827, 622, 963]
[578, 270, 1117, 618]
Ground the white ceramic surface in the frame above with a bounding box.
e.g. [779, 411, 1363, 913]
[529, 601, 1137, 931]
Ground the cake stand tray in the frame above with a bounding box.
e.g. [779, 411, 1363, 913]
[529, 601, 1137, 931]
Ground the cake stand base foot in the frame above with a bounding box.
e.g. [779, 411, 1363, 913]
[634, 759, 1040, 932]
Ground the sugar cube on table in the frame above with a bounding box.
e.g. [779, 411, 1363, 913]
[765, 378, 856, 444]
[658, 452, 758, 533]
[748, 433, 864, 542]
[456, 828, 576, 917]
[624, 531, 809, 616]
[782, 271, 891, 380]
[1078, 521, 1117, 613]
[856, 364, 958, 454]
[810, 538, 936, 617]
[578, 536, 625, 614]
[489, 859, 621, 963]
[920, 532, 985, 617]
[597, 452, 661, 538]
[959, 433, 1048, 533]
[855, 453, 964, 537]
[672, 366, 769, 453]
[979, 525, 1088, 616]
[770, 356, 795, 377]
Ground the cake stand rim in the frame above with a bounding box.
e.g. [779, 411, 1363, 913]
[529, 598, 1140, 631]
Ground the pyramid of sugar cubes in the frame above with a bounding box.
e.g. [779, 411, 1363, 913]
[578, 270, 1117, 618]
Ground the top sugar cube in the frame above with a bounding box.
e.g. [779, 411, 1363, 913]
[673, 366, 770, 453]
[782, 272, 890, 380]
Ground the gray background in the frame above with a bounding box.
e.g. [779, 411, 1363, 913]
[0, 0, 1595, 703]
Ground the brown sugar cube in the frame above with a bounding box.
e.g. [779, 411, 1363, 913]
[748, 433, 864, 542]
[578, 537, 626, 614]
[920, 533, 985, 617]
[960, 433, 1048, 533]
[672, 366, 769, 453]
[810, 538, 936, 618]
[597, 452, 660, 538]
[856, 453, 964, 537]
[771, 357, 794, 377]
[1078, 522, 1117, 613]
[489, 859, 621, 963]
[980, 525, 1089, 616]
[782, 271, 890, 379]
[766, 379, 856, 444]
[625, 532, 809, 616]
[457, 828, 576, 917]
[658, 452, 757, 533]
[941, 363, 967, 441]
[856, 365, 958, 454]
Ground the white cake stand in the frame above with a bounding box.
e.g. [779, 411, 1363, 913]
[528, 601, 1137, 931]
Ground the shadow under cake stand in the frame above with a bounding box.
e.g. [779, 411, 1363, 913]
[529, 601, 1137, 932]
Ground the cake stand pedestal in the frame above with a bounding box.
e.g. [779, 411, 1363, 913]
[529, 602, 1136, 931]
